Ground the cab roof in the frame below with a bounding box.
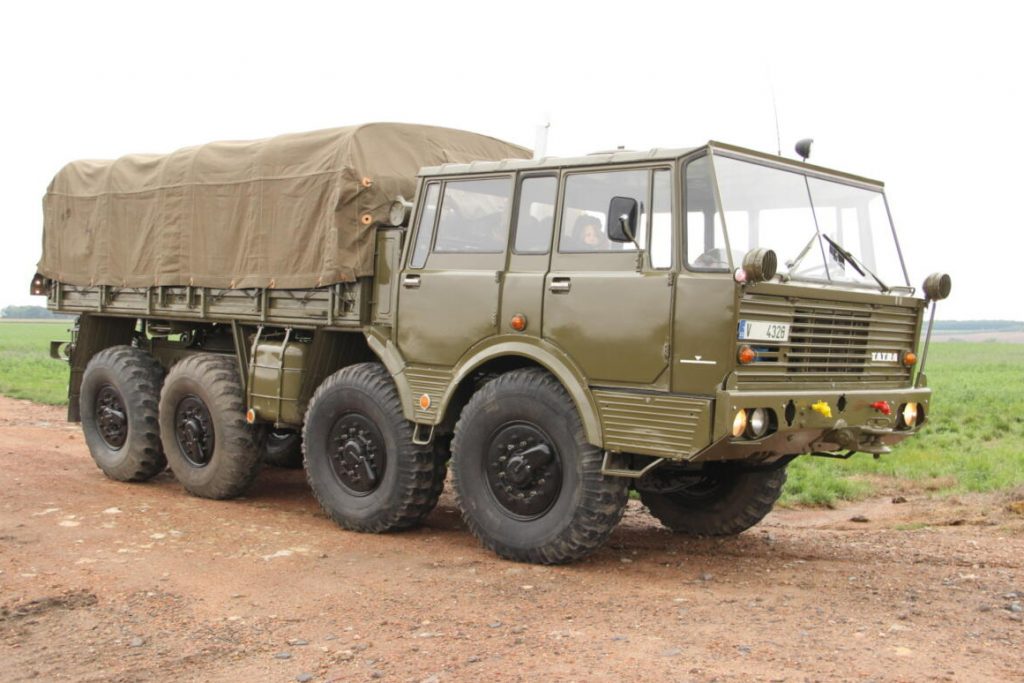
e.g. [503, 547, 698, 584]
[419, 140, 885, 189]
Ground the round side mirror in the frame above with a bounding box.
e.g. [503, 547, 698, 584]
[742, 248, 778, 283]
[922, 272, 951, 301]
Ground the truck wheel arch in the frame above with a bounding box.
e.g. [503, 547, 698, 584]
[440, 341, 604, 447]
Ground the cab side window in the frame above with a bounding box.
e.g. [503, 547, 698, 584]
[433, 177, 513, 253]
[559, 170, 648, 253]
[513, 176, 557, 254]
[650, 169, 672, 269]
[410, 182, 440, 269]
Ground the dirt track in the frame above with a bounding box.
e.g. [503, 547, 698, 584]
[1, 395, 1022, 682]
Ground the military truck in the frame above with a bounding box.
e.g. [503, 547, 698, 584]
[32, 122, 951, 564]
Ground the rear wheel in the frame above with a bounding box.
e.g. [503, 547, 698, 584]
[451, 368, 629, 564]
[80, 346, 166, 482]
[639, 464, 787, 536]
[303, 363, 445, 532]
[159, 354, 260, 499]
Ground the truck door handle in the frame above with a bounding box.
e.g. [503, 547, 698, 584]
[402, 274, 421, 289]
[549, 277, 571, 293]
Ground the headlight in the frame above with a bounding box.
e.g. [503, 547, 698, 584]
[732, 409, 748, 437]
[746, 408, 770, 438]
[898, 402, 919, 429]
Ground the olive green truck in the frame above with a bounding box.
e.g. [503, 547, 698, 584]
[32, 122, 951, 564]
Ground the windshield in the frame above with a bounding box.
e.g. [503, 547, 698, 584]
[685, 154, 909, 289]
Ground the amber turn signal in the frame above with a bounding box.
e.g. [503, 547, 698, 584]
[510, 314, 527, 332]
[418, 394, 431, 410]
[737, 345, 756, 364]
[245, 408, 256, 424]
[902, 351, 917, 367]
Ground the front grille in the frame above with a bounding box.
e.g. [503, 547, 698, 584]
[736, 293, 919, 388]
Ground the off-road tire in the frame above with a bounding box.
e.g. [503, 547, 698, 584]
[262, 429, 304, 469]
[451, 368, 629, 564]
[80, 345, 166, 482]
[159, 353, 260, 500]
[302, 363, 445, 533]
[639, 466, 788, 536]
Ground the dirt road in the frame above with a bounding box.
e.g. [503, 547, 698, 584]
[1, 395, 1021, 682]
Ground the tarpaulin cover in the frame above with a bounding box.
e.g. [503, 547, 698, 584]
[38, 123, 530, 289]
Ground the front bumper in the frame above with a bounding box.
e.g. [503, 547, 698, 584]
[692, 384, 931, 462]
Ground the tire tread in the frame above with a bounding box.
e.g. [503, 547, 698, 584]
[452, 367, 628, 564]
[81, 345, 166, 482]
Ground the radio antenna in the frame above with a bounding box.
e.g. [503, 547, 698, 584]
[769, 77, 782, 157]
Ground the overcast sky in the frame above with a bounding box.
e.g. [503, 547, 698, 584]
[1, 0, 1020, 320]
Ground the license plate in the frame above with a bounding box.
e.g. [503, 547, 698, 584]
[738, 320, 791, 343]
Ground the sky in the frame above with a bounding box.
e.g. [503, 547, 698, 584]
[1, 0, 1020, 320]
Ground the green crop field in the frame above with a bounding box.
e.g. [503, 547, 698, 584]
[0, 320, 75, 405]
[1, 320, 1022, 506]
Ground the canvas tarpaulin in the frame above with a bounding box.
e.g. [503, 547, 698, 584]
[38, 123, 531, 289]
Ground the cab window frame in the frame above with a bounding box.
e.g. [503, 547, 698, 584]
[511, 172, 559, 256]
[430, 174, 515, 256]
[555, 165, 674, 269]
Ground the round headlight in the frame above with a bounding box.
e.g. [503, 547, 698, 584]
[732, 409, 748, 438]
[746, 408, 769, 438]
[898, 402, 919, 429]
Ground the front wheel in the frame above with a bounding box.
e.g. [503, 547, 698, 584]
[451, 368, 629, 564]
[639, 465, 787, 537]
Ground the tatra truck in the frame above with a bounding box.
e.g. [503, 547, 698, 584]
[32, 123, 950, 563]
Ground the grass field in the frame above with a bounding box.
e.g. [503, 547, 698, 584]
[0, 320, 76, 405]
[1, 320, 1021, 506]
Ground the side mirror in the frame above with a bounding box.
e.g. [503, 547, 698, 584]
[607, 196, 639, 243]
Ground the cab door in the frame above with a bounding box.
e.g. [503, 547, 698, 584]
[397, 176, 514, 367]
[543, 168, 675, 387]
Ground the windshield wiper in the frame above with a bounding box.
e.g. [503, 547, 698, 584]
[821, 233, 889, 292]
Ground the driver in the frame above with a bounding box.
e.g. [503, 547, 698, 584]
[573, 215, 604, 251]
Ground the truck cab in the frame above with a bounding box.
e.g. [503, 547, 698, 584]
[390, 142, 933, 467]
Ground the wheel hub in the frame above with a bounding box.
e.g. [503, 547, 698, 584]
[174, 396, 215, 467]
[328, 414, 385, 495]
[95, 384, 127, 450]
[485, 423, 562, 519]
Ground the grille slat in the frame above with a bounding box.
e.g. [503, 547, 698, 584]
[737, 294, 919, 389]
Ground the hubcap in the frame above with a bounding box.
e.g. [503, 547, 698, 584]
[95, 384, 128, 450]
[327, 414, 386, 495]
[485, 422, 562, 519]
[174, 396, 215, 467]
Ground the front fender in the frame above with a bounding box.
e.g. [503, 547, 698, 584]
[441, 337, 604, 447]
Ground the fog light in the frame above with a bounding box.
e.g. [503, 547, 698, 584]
[731, 409, 748, 438]
[746, 408, 769, 438]
[898, 402, 919, 429]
